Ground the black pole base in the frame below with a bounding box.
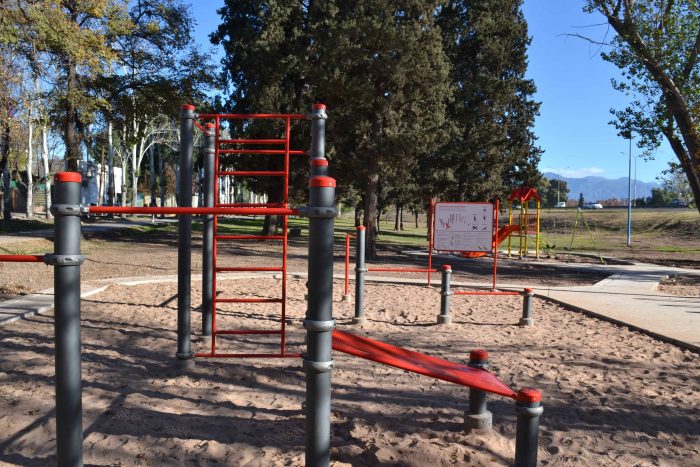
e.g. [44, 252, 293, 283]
[464, 409, 493, 432]
[351, 316, 366, 325]
[437, 314, 452, 325]
[174, 355, 195, 370]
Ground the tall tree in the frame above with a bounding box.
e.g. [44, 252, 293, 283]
[584, 0, 700, 214]
[437, 0, 542, 203]
[314, 1, 451, 258]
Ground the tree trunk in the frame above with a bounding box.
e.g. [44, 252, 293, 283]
[26, 118, 33, 218]
[121, 156, 127, 207]
[363, 159, 379, 259]
[0, 119, 10, 221]
[149, 144, 157, 206]
[107, 120, 115, 205]
[414, 209, 418, 228]
[399, 206, 404, 230]
[131, 143, 138, 207]
[354, 203, 362, 227]
[41, 125, 52, 219]
[394, 205, 399, 231]
[63, 56, 81, 171]
[159, 147, 165, 211]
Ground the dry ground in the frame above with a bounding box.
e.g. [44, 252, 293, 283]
[0, 277, 697, 466]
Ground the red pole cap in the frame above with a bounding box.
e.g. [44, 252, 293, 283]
[516, 387, 542, 403]
[524, 288, 533, 294]
[310, 159, 329, 167]
[54, 172, 82, 184]
[357, 225, 366, 231]
[205, 122, 216, 129]
[469, 349, 489, 362]
[309, 176, 336, 188]
[181, 104, 195, 111]
[442, 265, 452, 271]
[312, 103, 327, 110]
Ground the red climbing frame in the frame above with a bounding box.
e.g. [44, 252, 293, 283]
[195, 112, 308, 359]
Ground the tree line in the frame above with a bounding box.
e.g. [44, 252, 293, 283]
[213, 0, 542, 258]
[0, 0, 214, 219]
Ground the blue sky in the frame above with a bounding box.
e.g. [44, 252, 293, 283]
[192, 0, 671, 183]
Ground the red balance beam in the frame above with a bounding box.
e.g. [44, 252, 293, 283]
[332, 330, 516, 398]
[453, 290, 522, 296]
[88, 206, 299, 216]
[366, 268, 438, 273]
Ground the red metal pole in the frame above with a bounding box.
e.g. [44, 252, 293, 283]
[211, 116, 220, 356]
[88, 206, 299, 216]
[428, 200, 435, 286]
[345, 233, 351, 296]
[281, 117, 291, 355]
[0, 255, 45, 262]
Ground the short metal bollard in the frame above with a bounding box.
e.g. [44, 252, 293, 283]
[437, 265, 452, 324]
[514, 388, 543, 467]
[519, 288, 534, 326]
[464, 349, 493, 432]
[352, 226, 366, 325]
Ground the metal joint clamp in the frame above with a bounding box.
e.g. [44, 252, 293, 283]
[50, 204, 82, 216]
[298, 206, 338, 218]
[442, 291, 453, 296]
[303, 358, 334, 373]
[355, 267, 368, 273]
[515, 404, 544, 418]
[44, 254, 85, 266]
[307, 111, 328, 120]
[303, 319, 336, 332]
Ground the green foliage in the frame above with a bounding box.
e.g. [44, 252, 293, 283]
[584, 0, 700, 214]
[538, 176, 570, 207]
[578, 192, 585, 208]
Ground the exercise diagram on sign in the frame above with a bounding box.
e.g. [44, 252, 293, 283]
[433, 203, 494, 252]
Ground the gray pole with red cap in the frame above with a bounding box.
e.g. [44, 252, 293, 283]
[352, 225, 366, 324]
[304, 104, 336, 467]
[519, 288, 534, 326]
[201, 122, 216, 337]
[514, 388, 543, 467]
[177, 104, 195, 367]
[464, 349, 493, 432]
[50, 172, 85, 467]
[437, 265, 452, 324]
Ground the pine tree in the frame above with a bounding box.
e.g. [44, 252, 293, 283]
[437, 0, 542, 203]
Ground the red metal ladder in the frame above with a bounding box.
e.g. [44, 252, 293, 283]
[204, 113, 308, 358]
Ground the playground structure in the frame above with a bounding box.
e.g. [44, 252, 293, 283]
[0, 105, 544, 467]
[506, 186, 541, 259]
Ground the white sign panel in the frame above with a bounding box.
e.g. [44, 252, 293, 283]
[433, 203, 493, 252]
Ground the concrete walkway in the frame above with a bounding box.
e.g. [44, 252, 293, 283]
[0, 260, 699, 353]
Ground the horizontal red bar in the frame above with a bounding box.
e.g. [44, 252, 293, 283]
[216, 235, 285, 241]
[218, 149, 306, 155]
[216, 298, 283, 303]
[216, 266, 284, 272]
[198, 113, 307, 120]
[219, 139, 286, 145]
[89, 206, 299, 216]
[217, 203, 287, 208]
[218, 170, 286, 177]
[194, 352, 302, 358]
[0, 254, 45, 263]
[453, 291, 522, 296]
[366, 268, 438, 273]
[216, 330, 282, 335]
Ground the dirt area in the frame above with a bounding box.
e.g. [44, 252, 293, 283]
[0, 227, 610, 301]
[0, 277, 697, 466]
[658, 275, 700, 297]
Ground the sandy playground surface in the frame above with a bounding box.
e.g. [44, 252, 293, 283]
[0, 277, 698, 466]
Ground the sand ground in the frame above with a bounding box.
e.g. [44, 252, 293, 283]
[0, 277, 698, 466]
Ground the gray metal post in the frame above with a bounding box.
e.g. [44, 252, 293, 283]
[519, 288, 534, 326]
[464, 349, 492, 432]
[309, 104, 328, 176]
[177, 104, 194, 367]
[437, 265, 452, 324]
[304, 108, 336, 467]
[50, 172, 85, 467]
[515, 388, 543, 467]
[201, 122, 216, 337]
[352, 225, 366, 325]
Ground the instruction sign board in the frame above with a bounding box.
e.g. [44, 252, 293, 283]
[433, 202, 494, 252]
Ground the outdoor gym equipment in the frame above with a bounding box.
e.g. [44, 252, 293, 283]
[0, 104, 543, 467]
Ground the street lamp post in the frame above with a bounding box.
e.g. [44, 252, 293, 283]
[627, 135, 632, 247]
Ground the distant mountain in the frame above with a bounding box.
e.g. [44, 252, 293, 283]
[542, 172, 661, 203]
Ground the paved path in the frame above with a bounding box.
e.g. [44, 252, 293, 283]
[0, 258, 699, 353]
